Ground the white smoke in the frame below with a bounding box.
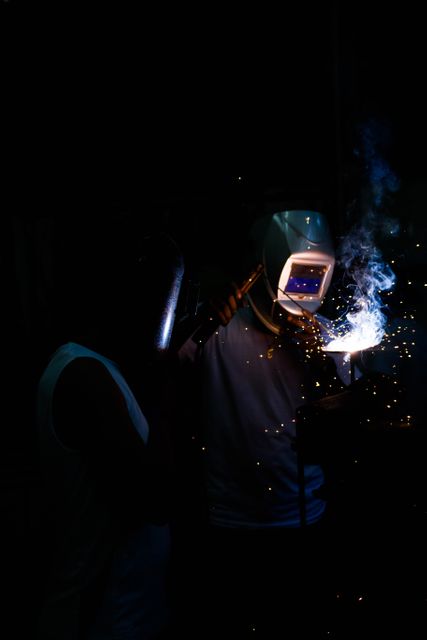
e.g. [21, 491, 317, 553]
[323, 119, 399, 353]
[324, 225, 396, 352]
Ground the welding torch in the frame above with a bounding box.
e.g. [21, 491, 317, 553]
[189, 262, 265, 346]
[278, 287, 336, 341]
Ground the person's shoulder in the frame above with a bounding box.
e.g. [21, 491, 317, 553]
[61, 354, 113, 379]
[57, 355, 123, 402]
[229, 305, 256, 328]
[54, 355, 135, 450]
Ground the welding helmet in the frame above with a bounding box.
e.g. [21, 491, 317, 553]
[58, 218, 185, 364]
[247, 210, 335, 334]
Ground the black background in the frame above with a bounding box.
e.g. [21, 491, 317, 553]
[3, 3, 426, 228]
[1, 2, 427, 637]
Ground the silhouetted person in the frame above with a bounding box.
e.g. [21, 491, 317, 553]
[35, 218, 184, 640]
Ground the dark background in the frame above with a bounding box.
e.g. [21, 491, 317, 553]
[2, 4, 427, 230]
[1, 2, 426, 637]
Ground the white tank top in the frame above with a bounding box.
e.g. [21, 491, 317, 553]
[37, 342, 170, 639]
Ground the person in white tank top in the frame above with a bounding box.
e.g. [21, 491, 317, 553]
[35, 221, 184, 640]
